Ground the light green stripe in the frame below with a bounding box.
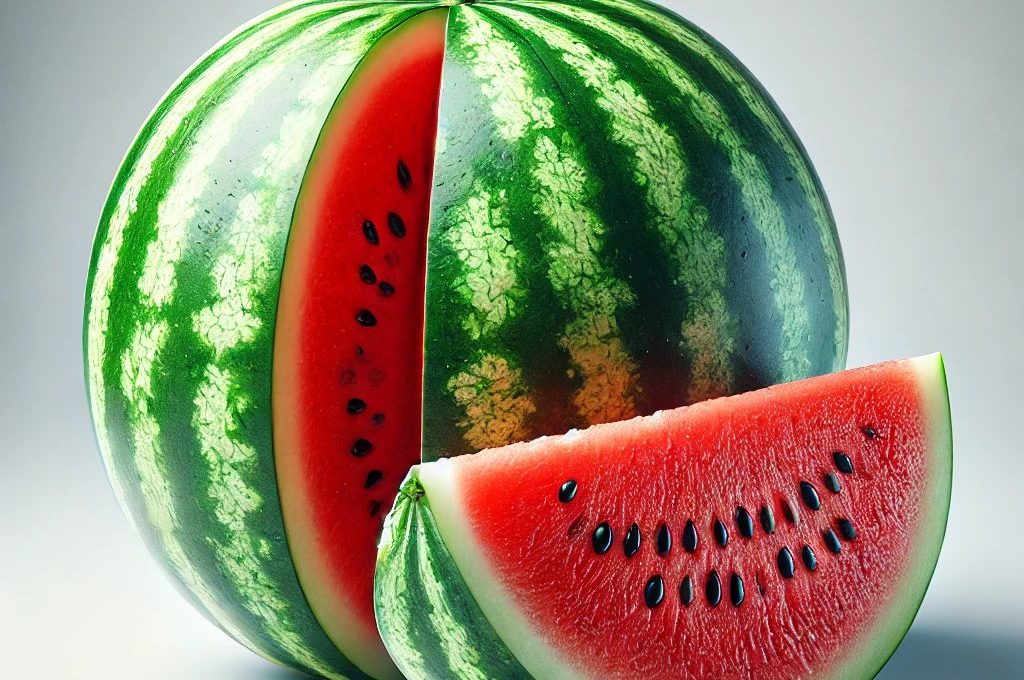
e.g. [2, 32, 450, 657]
[521, 3, 817, 381]
[115, 10, 363, 669]
[456, 8, 640, 422]
[594, 0, 848, 363]
[495, 6, 738, 400]
[86, 5, 324, 535]
[188, 12, 395, 676]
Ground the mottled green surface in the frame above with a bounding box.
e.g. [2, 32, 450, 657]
[422, 0, 847, 460]
[85, 0, 847, 677]
[375, 470, 531, 680]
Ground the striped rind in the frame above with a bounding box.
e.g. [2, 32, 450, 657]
[423, 1, 847, 460]
[85, 3, 437, 677]
[375, 470, 532, 680]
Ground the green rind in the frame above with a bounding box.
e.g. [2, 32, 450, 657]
[384, 355, 953, 680]
[375, 470, 532, 680]
[422, 1, 847, 461]
[85, 3, 439, 677]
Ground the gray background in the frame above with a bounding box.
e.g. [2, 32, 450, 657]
[2, 0, 1022, 677]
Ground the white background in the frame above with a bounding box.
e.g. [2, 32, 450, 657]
[2, 1, 1022, 677]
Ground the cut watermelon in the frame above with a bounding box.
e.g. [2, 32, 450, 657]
[375, 355, 953, 679]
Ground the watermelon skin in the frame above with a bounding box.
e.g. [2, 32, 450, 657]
[84, 1, 846, 678]
[375, 355, 952, 679]
[423, 0, 847, 459]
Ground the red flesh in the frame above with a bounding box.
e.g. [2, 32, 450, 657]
[450, 360, 938, 678]
[275, 11, 445, 648]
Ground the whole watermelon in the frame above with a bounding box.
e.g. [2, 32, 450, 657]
[84, 1, 847, 678]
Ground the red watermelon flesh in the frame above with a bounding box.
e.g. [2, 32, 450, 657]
[412, 355, 952, 679]
[273, 10, 445, 665]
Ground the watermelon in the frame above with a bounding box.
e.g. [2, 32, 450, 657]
[375, 355, 953, 679]
[84, 0, 847, 677]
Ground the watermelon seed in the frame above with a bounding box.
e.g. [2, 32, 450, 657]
[713, 519, 728, 547]
[782, 499, 799, 525]
[735, 506, 755, 538]
[823, 529, 842, 555]
[680, 576, 695, 606]
[862, 426, 878, 439]
[824, 473, 842, 494]
[355, 346, 365, 356]
[801, 545, 818, 571]
[567, 514, 586, 537]
[347, 398, 367, 415]
[730, 574, 745, 607]
[777, 547, 795, 579]
[558, 480, 578, 503]
[379, 281, 396, 297]
[387, 212, 407, 238]
[397, 160, 412, 189]
[837, 518, 857, 541]
[833, 451, 854, 475]
[592, 523, 613, 554]
[362, 219, 380, 245]
[760, 505, 776, 534]
[356, 309, 377, 327]
[682, 520, 699, 553]
[359, 265, 377, 284]
[624, 523, 641, 557]
[799, 481, 821, 511]
[644, 575, 665, 608]
[656, 523, 672, 555]
[369, 500, 383, 517]
[364, 470, 383, 489]
[352, 439, 374, 457]
[372, 413, 386, 426]
[706, 571, 722, 607]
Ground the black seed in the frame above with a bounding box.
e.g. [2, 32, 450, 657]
[863, 426, 877, 439]
[834, 451, 854, 474]
[359, 264, 376, 284]
[369, 500, 383, 517]
[624, 523, 641, 557]
[760, 505, 776, 534]
[362, 220, 379, 245]
[592, 522, 613, 554]
[644, 575, 665, 608]
[802, 545, 818, 571]
[352, 439, 373, 457]
[397, 160, 412, 189]
[387, 212, 407, 238]
[824, 473, 842, 494]
[364, 470, 383, 489]
[379, 281, 395, 297]
[680, 576, 694, 606]
[656, 523, 672, 555]
[782, 499, 799, 525]
[823, 528, 842, 554]
[713, 519, 729, 547]
[777, 547, 796, 579]
[736, 506, 754, 538]
[837, 518, 857, 541]
[706, 571, 722, 607]
[799, 481, 821, 511]
[558, 480, 578, 503]
[730, 573, 745, 607]
[347, 398, 367, 415]
[371, 413, 385, 426]
[683, 520, 699, 553]
[355, 345, 365, 356]
[356, 309, 377, 327]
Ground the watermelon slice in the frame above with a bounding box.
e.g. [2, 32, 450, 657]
[375, 354, 952, 679]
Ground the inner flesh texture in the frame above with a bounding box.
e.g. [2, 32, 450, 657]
[425, 358, 947, 679]
[273, 10, 446, 675]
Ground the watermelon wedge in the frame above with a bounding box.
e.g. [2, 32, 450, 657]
[375, 354, 952, 679]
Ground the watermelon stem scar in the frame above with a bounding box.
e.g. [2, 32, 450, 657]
[376, 355, 953, 679]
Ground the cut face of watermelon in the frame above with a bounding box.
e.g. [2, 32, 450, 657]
[376, 355, 953, 679]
